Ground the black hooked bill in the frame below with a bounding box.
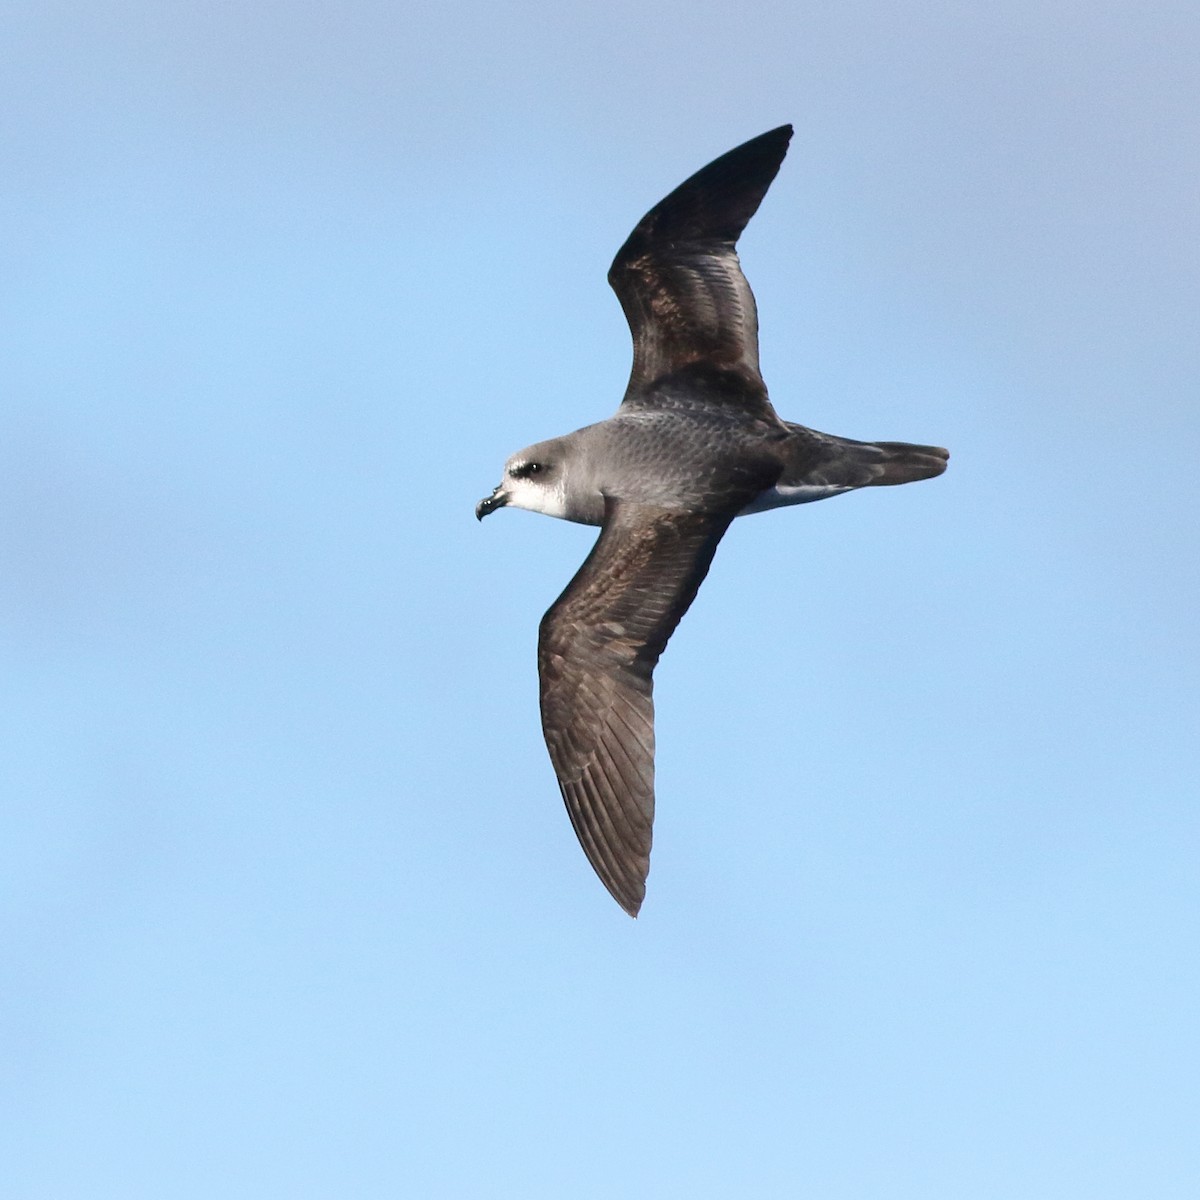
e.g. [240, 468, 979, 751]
[475, 486, 508, 520]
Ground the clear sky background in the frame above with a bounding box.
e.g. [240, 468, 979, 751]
[3, 2, 1198, 1196]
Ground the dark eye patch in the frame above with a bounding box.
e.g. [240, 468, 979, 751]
[511, 461, 545, 479]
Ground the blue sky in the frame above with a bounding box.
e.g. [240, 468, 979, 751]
[3, 1, 1198, 1196]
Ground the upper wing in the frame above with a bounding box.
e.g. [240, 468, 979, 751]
[537, 500, 739, 916]
[608, 125, 793, 407]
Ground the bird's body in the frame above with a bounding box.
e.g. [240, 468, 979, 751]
[477, 126, 947, 916]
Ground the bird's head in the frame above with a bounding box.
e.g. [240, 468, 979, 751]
[476, 440, 569, 520]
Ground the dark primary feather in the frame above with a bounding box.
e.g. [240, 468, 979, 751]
[537, 500, 740, 916]
[608, 125, 793, 408]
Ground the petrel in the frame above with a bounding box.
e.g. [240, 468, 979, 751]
[476, 125, 947, 916]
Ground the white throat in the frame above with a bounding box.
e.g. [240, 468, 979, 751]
[507, 477, 570, 520]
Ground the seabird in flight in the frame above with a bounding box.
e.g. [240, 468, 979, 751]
[476, 125, 948, 916]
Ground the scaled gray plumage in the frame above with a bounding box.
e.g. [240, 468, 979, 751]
[476, 125, 948, 916]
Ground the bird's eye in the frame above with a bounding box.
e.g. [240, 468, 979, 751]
[511, 461, 545, 479]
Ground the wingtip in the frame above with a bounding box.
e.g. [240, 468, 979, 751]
[601, 872, 646, 918]
[609, 123, 796, 272]
[727, 123, 793, 166]
[593, 852, 647, 917]
[752, 123, 794, 152]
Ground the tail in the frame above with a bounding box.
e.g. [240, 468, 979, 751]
[782, 423, 949, 490]
[738, 423, 948, 515]
[861, 439, 950, 486]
